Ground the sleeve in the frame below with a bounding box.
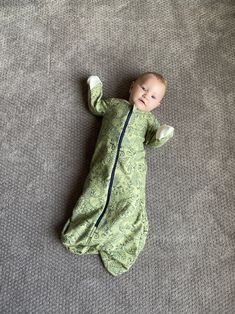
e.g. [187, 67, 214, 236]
[87, 76, 112, 117]
[144, 115, 175, 148]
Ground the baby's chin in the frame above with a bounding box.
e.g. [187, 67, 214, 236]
[129, 98, 150, 112]
[134, 103, 150, 112]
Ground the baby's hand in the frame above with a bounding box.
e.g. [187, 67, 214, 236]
[156, 125, 174, 140]
[87, 75, 103, 89]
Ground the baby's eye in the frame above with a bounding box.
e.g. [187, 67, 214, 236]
[141, 86, 146, 91]
[151, 95, 156, 99]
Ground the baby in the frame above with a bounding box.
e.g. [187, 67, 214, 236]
[61, 72, 174, 276]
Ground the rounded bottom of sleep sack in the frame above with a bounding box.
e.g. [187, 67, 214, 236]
[61, 237, 100, 255]
[61, 225, 104, 255]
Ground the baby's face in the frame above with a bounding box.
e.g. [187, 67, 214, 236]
[129, 74, 166, 112]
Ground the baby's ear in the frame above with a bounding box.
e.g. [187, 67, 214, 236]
[129, 81, 134, 93]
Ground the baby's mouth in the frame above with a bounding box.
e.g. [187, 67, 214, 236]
[139, 99, 145, 105]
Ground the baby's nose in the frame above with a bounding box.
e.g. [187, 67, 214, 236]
[143, 91, 149, 99]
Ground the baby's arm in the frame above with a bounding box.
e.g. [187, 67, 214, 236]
[144, 116, 174, 148]
[87, 75, 112, 117]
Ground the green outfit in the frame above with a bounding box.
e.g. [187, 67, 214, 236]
[61, 80, 174, 276]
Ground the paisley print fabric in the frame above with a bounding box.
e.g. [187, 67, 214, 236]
[61, 83, 174, 276]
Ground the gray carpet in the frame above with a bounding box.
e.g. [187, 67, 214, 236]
[1, 1, 235, 313]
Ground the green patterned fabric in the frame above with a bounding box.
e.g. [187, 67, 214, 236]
[61, 82, 174, 276]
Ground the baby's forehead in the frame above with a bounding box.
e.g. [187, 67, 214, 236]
[137, 74, 162, 86]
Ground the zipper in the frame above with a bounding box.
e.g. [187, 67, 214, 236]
[95, 106, 133, 227]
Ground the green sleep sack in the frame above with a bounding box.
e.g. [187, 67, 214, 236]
[61, 78, 174, 276]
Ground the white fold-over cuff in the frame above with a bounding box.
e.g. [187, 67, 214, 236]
[87, 75, 103, 89]
[156, 124, 174, 140]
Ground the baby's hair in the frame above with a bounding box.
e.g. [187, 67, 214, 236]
[137, 71, 168, 97]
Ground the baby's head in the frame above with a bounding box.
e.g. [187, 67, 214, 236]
[129, 72, 167, 112]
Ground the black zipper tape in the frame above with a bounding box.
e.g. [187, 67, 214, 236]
[95, 107, 133, 227]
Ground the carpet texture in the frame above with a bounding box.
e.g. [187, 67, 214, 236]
[0, 1, 235, 313]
